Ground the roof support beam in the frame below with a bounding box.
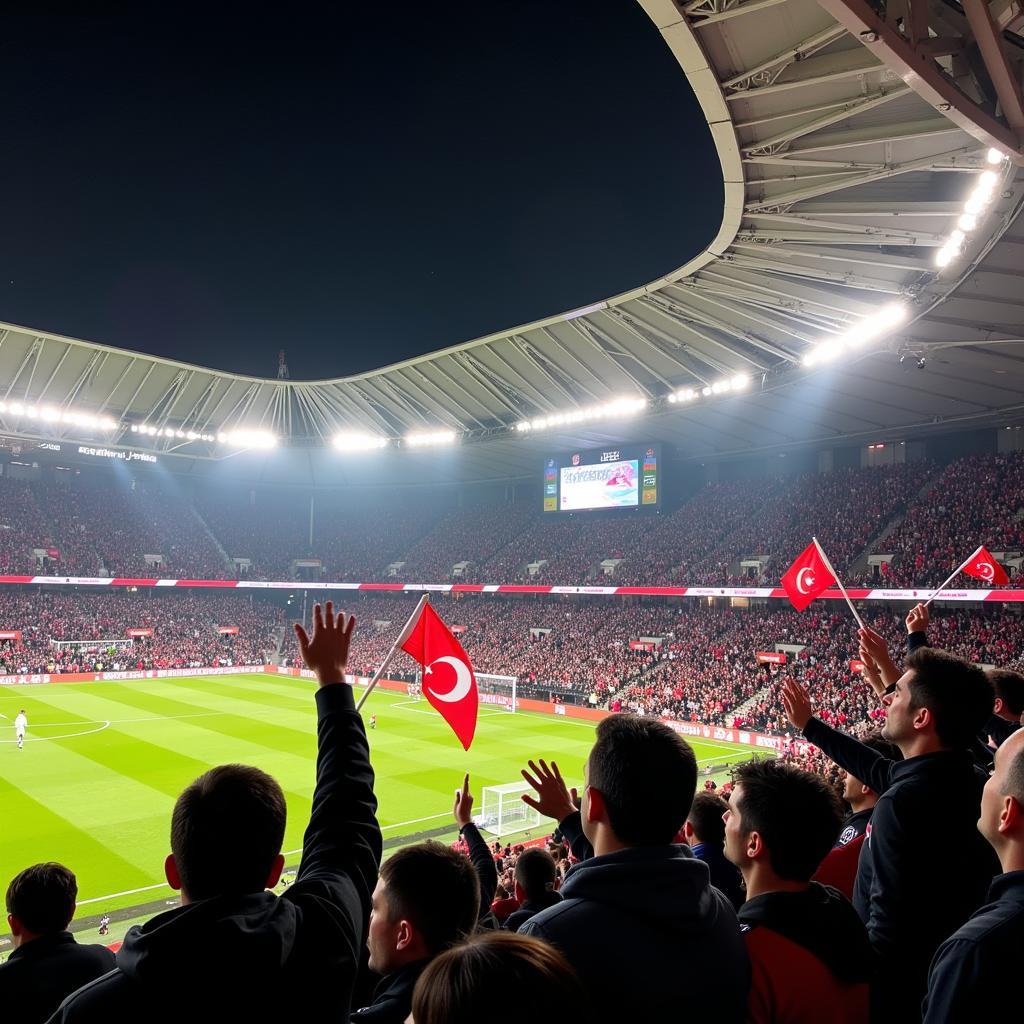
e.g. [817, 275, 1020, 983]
[961, 0, 1024, 133]
[722, 24, 847, 89]
[813, 0, 1023, 159]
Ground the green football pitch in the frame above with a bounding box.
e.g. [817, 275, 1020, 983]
[0, 674, 752, 917]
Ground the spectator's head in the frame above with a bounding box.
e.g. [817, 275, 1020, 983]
[513, 848, 558, 905]
[724, 758, 843, 896]
[5, 862, 78, 948]
[989, 669, 1024, 722]
[841, 733, 902, 812]
[882, 648, 993, 754]
[166, 764, 286, 902]
[582, 715, 697, 854]
[978, 727, 1024, 869]
[411, 931, 586, 1024]
[368, 842, 479, 975]
[684, 791, 728, 848]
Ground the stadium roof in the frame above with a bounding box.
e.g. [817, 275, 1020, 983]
[1, 0, 1022, 485]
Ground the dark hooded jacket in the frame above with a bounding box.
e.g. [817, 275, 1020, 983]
[739, 883, 872, 1023]
[520, 843, 748, 1024]
[46, 684, 381, 1024]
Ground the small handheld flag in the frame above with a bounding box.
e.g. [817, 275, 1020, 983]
[924, 544, 1009, 606]
[781, 540, 837, 612]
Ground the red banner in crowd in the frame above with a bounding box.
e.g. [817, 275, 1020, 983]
[850, 659, 865, 673]
[0, 630, 23, 641]
[450, 625, 466, 635]
[46, 548, 60, 559]
[756, 651, 787, 665]
[630, 640, 657, 651]
[126, 628, 154, 637]
[217, 626, 240, 634]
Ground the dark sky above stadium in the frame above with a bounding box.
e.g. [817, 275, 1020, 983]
[0, 4, 721, 380]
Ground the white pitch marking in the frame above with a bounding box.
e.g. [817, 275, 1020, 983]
[1, 721, 111, 743]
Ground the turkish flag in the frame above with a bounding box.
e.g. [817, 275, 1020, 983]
[401, 602, 479, 750]
[781, 541, 837, 612]
[961, 545, 1009, 586]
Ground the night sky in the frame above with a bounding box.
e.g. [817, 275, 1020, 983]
[0, 4, 721, 380]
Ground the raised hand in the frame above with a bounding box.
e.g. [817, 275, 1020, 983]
[857, 625, 899, 685]
[782, 676, 814, 731]
[453, 772, 475, 828]
[858, 645, 886, 698]
[293, 601, 356, 687]
[906, 602, 929, 635]
[520, 758, 578, 822]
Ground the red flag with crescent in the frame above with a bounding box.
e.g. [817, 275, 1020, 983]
[781, 541, 837, 612]
[960, 545, 1009, 586]
[401, 602, 479, 750]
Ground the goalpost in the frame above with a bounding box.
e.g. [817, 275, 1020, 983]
[475, 672, 518, 712]
[477, 781, 541, 837]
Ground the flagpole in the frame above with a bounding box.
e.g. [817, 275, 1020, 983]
[812, 536, 865, 629]
[355, 594, 429, 712]
[922, 548, 976, 609]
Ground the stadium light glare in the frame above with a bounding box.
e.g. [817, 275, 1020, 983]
[218, 429, 278, 449]
[0, 401, 117, 432]
[515, 397, 646, 433]
[987, 147, 1006, 164]
[405, 429, 457, 447]
[803, 303, 909, 367]
[934, 163, 1005, 272]
[333, 432, 388, 452]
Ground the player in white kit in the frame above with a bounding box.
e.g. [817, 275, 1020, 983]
[14, 709, 28, 749]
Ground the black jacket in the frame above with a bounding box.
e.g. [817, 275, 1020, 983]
[520, 843, 748, 1024]
[803, 716, 998, 1022]
[738, 883, 873, 984]
[47, 684, 382, 1024]
[0, 933, 115, 1024]
[922, 870, 1024, 1023]
[504, 891, 562, 932]
[691, 841, 745, 910]
[350, 961, 428, 1024]
[459, 822, 498, 919]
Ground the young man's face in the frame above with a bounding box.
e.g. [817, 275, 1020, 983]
[881, 670, 916, 745]
[722, 784, 749, 869]
[366, 877, 403, 975]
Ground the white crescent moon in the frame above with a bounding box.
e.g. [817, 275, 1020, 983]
[796, 567, 816, 595]
[975, 561, 994, 582]
[426, 656, 473, 703]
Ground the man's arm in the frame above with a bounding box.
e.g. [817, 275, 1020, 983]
[782, 677, 895, 794]
[906, 602, 930, 658]
[922, 937, 984, 1023]
[287, 604, 383, 940]
[453, 773, 498, 918]
[520, 758, 593, 861]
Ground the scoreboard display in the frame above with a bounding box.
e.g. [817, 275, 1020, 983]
[543, 444, 661, 513]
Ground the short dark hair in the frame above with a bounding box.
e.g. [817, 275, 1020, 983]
[379, 842, 480, 955]
[587, 715, 697, 845]
[906, 648, 994, 749]
[731, 759, 844, 881]
[6, 863, 77, 934]
[514, 848, 557, 901]
[1004, 741, 1024, 804]
[687, 792, 728, 846]
[412, 931, 586, 1024]
[170, 764, 287, 900]
[989, 669, 1024, 716]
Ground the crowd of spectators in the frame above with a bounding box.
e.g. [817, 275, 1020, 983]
[863, 452, 1024, 586]
[0, 590, 283, 673]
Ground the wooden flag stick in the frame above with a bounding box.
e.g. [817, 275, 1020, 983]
[356, 594, 429, 712]
[922, 548, 976, 609]
[812, 536, 865, 629]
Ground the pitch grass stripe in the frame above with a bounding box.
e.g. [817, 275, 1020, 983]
[168, 675, 317, 714]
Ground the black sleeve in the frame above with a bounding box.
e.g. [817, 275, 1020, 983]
[556, 810, 594, 862]
[803, 717, 895, 794]
[907, 631, 929, 657]
[461, 822, 498, 918]
[286, 683, 382, 947]
[922, 937, 984, 1023]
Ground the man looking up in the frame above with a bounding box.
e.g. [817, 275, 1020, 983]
[724, 758, 872, 1023]
[782, 647, 998, 1023]
[50, 602, 382, 1024]
[922, 726, 1024, 1021]
[519, 718, 748, 1024]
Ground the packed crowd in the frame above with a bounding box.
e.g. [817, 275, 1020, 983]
[4, 600, 1022, 1024]
[1, 452, 1020, 587]
[0, 590, 283, 673]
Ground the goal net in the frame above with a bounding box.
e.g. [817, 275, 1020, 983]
[478, 781, 541, 837]
[476, 672, 518, 712]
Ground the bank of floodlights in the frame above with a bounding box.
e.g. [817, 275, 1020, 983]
[0, 401, 118, 432]
[934, 151, 1007, 269]
[131, 424, 217, 442]
[802, 303, 910, 368]
[405, 429, 457, 447]
[515, 396, 647, 433]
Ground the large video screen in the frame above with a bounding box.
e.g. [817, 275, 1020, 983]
[543, 444, 661, 513]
